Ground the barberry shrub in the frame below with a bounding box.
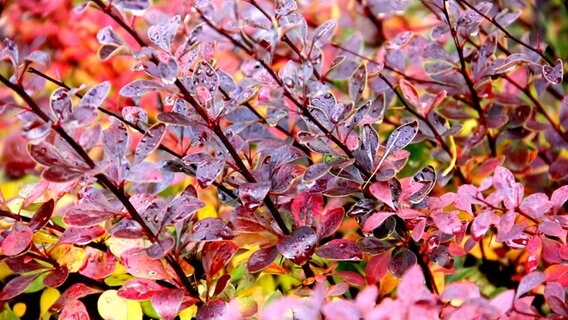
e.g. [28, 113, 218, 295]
[0, 0, 567, 319]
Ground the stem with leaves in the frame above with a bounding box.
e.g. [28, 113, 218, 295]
[0, 73, 199, 297]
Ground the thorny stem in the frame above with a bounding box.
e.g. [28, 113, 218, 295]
[90, 0, 291, 237]
[440, 0, 497, 157]
[0, 73, 199, 297]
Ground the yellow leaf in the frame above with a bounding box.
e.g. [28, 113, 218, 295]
[178, 305, 197, 320]
[433, 271, 445, 293]
[51, 245, 87, 272]
[197, 203, 217, 219]
[380, 273, 399, 295]
[40, 288, 60, 317]
[13, 303, 26, 318]
[0, 262, 14, 281]
[98, 290, 129, 320]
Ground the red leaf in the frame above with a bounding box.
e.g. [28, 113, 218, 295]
[291, 192, 323, 226]
[213, 274, 231, 297]
[0, 273, 40, 300]
[333, 271, 365, 287]
[50, 283, 102, 312]
[248, 246, 278, 273]
[121, 248, 171, 280]
[399, 79, 420, 107]
[277, 226, 318, 265]
[29, 199, 55, 231]
[202, 241, 239, 281]
[151, 289, 184, 320]
[43, 265, 69, 288]
[79, 248, 117, 280]
[0, 222, 33, 256]
[318, 207, 344, 238]
[118, 278, 166, 301]
[365, 251, 391, 284]
[316, 239, 362, 261]
[362, 211, 395, 232]
[59, 300, 89, 320]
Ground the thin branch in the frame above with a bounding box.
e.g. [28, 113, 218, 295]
[440, 0, 497, 157]
[0, 73, 199, 297]
[455, 0, 554, 66]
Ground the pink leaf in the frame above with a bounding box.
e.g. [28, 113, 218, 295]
[57, 226, 106, 246]
[362, 211, 395, 232]
[315, 239, 363, 261]
[490, 289, 514, 317]
[43, 265, 69, 288]
[519, 193, 552, 219]
[318, 207, 344, 238]
[134, 123, 166, 165]
[239, 182, 271, 212]
[291, 192, 323, 226]
[121, 248, 171, 280]
[0, 222, 33, 256]
[50, 283, 102, 312]
[493, 166, 516, 202]
[59, 300, 89, 320]
[118, 278, 166, 301]
[79, 248, 117, 280]
[369, 181, 394, 209]
[399, 79, 420, 107]
[151, 289, 184, 320]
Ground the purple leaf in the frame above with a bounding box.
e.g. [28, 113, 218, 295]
[316, 239, 363, 261]
[151, 289, 184, 320]
[490, 289, 515, 317]
[542, 59, 563, 84]
[118, 278, 165, 300]
[189, 218, 233, 241]
[102, 119, 128, 159]
[50, 87, 73, 119]
[196, 299, 228, 320]
[516, 271, 547, 299]
[493, 166, 516, 202]
[399, 79, 420, 107]
[349, 63, 367, 102]
[239, 182, 271, 212]
[312, 19, 337, 47]
[406, 165, 436, 203]
[275, 0, 297, 15]
[119, 79, 162, 97]
[248, 246, 278, 273]
[380, 120, 419, 164]
[0, 222, 33, 256]
[162, 194, 204, 226]
[551, 185, 568, 210]
[57, 226, 106, 246]
[147, 236, 175, 259]
[134, 123, 166, 165]
[357, 237, 393, 255]
[0, 273, 40, 300]
[114, 0, 151, 12]
[147, 15, 180, 52]
[192, 61, 219, 93]
[43, 265, 69, 288]
[196, 159, 224, 188]
[277, 226, 318, 265]
[388, 247, 417, 278]
[520, 193, 552, 219]
[63, 204, 116, 227]
[79, 81, 111, 108]
[108, 219, 145, 239]
[5, 256, 47, 273]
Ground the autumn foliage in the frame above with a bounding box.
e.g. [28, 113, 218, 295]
[0, 0, 567, 319]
